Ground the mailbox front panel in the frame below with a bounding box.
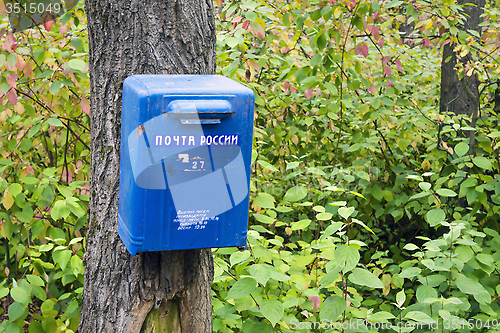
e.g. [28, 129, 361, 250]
[118, 75, 254, 255]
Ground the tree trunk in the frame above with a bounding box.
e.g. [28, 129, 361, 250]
[439, 0, 485, 155]
[440, 0, 484, 117]
[79, 1, 216, 332]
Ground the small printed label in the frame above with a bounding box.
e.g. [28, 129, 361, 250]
[174, 209, 220, 231]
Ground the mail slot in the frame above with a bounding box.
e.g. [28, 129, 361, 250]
[117, 75, 255, 255]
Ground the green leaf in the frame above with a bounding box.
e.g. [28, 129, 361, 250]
[334, 245, 360, 273]
[67, 59, 86, 71]
[455, 141, 469, 156]
[316, 32, 327, 50]
[476, 253, 494, 266]
[320, 296, 346, 322]
[456, 275, 491, 304]
[403, 243, 418, 251]
[8, 183, 22, 196]
[29, 321, 44, 333]
[10, 287, 29, 305]
[19, 176, 39, 185]
[39, 244, 54, 252]
[71, 255, 84, 276]
[254, 193, 275, 209]
[41, 299, 55, 315]
[286, 162, 299, 170]
[416, 285, 437, 303]
[436, 188, 457, 197]
[49, 81, 63, 95]
[348, 268, 384, 289]
[253, 213, 275, 224]
[260, 299, 284, 327]
[15, 205, 34, 223]
[42, 317, 58, 332]
[291, 219, 311, 231]
[399, 267, 422, 279]
[367, 311, 395, 322]
[0, 287, 8, 298]
[319, 265, 341, 288]
[426, 208, 446, 227]
[47, 117, 63, 127]
[284, 186, 308, 202]
[404, 311, 435, 324]
[230, 251, 250, 267]
[249, 264, 272, 286]
[8, 301, 26, 321]
[386, 0, 403, 8]
[395, 289, 406, 308]
[64, 299, 80, 319]
[419, 182, 431, 191]
[338, 206, 354, 220]
[316, 212, 333, 221]
[70, 38, 84, 51]
[352, 218, 375, 235]
[226, 277, 258, 299]
[26, 275, 45, 287]
[472, 156, 492, 170]
[257, 160, 278, 172]
[52, 249, 71, 270]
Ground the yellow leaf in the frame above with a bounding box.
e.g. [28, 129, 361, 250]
[334, 6, 342, 19]
[421, 160, 431, 172]
[14, 102, 24, 114]
[2, 189, 14, 210]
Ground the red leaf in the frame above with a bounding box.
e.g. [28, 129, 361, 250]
[384, 65, 391, 76]
[59, 23, 68, 35]
[369, 83, 376, 95]
[346, 0, 357, 10]
[361, 43, 368, 57]
[44, 15, 55, 31]
[24, 60, 33, 78]
[242, 20, 250, 30]
[378, 37, 384, 48]
[367, 25, 379, 37]
[308, 296, 321, 310]
[62, 169, 73, 183]
[232, 16, 242, 23]
[81, 98, 90, 115]
[6, 74, 19, 89]
[4, 32, 17, 52]
[6, 89, 18, 105]
[78, 182, 90, 195]
[354, 42, 368, 58]
[424, 39, 430, 47]
[305, 88, 314, 99]
[25, 163, 34, 175]
[15, 55, 25, 71]
[395, 59, 403, 72]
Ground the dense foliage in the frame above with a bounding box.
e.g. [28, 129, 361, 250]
[1, 0, 500, 332]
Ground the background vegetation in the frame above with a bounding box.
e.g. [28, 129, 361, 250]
[1, 0, 500, 332]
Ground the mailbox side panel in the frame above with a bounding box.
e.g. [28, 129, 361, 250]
[217, 83, 254, 249]
[118, 77, 150, 255]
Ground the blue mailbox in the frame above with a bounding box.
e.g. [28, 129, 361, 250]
[117, 75, 255, 255]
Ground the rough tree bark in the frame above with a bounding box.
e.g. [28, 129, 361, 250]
[79, 1, 216, 332]
[440, 0, 485, 154]
[440, 0, 485, 117]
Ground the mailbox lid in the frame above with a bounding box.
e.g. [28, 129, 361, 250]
[128, 74, 254, 96]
